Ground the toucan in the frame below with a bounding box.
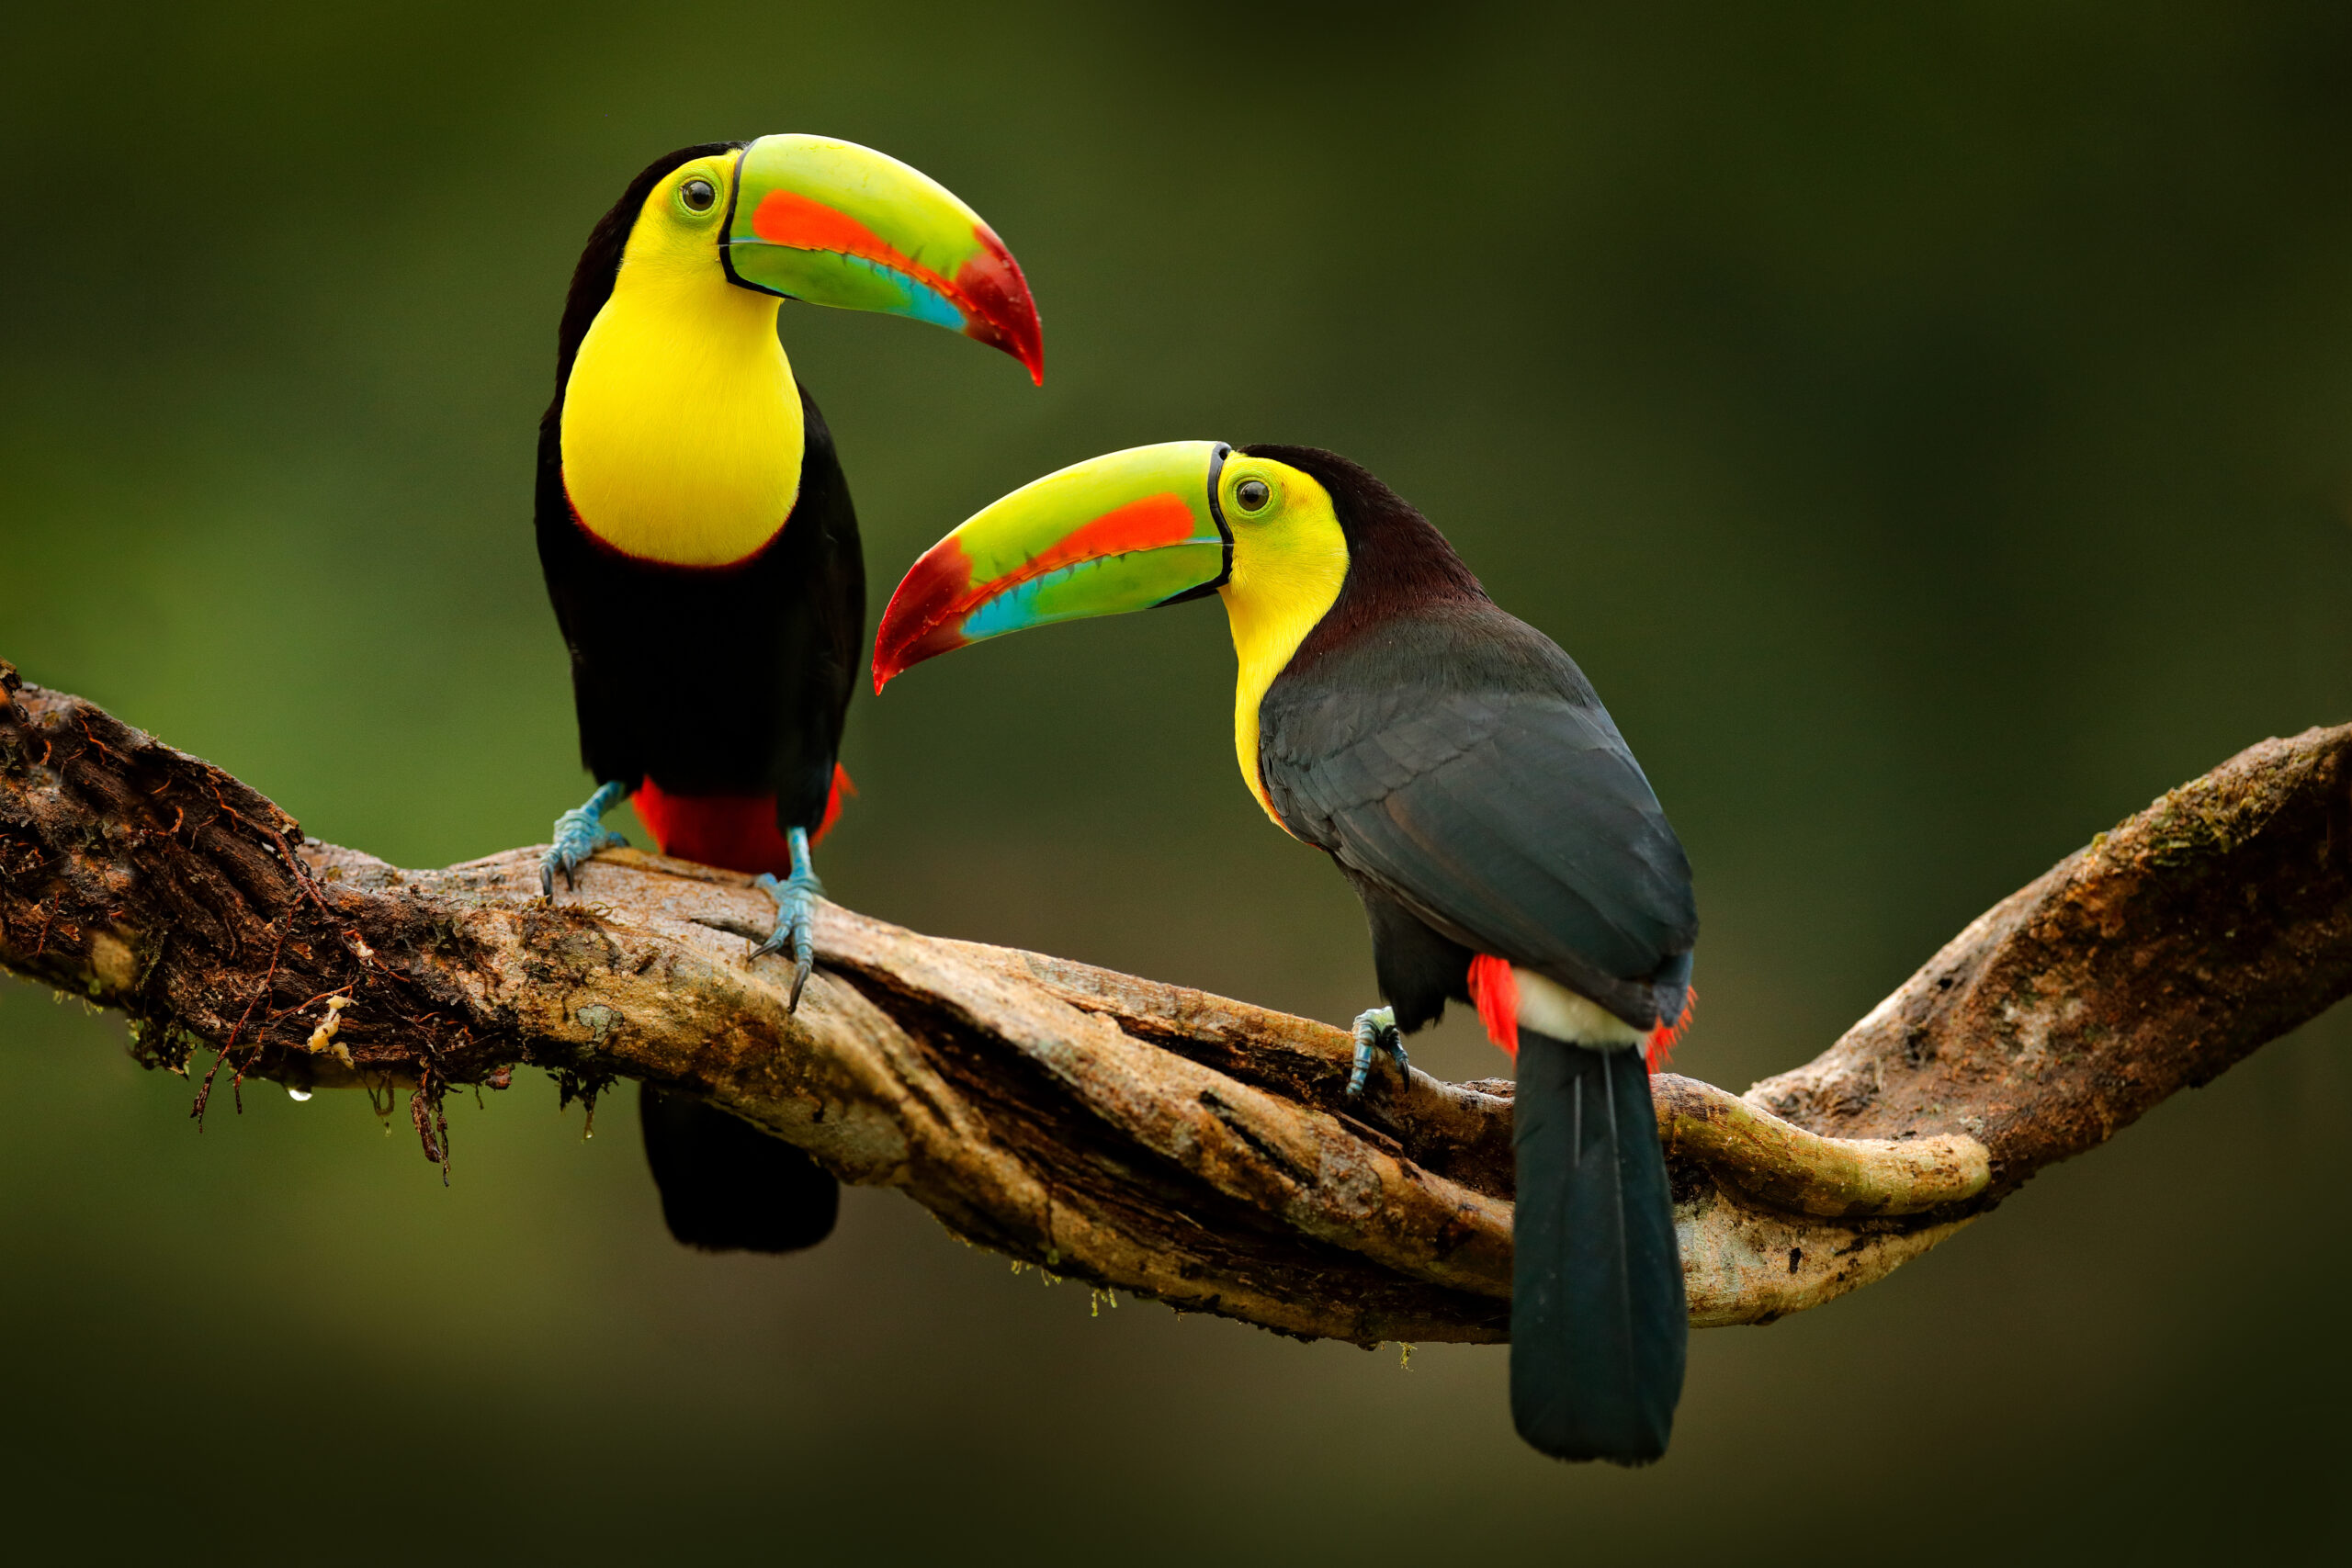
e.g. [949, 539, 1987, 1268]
[871, 443, 1696, 1463]
[536, 136, 1042, 1254]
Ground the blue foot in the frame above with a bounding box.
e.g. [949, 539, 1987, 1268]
[1349, 1006, 1409, 1097]
[541, 780, 630, 897]
[752, 826, 822, 1012]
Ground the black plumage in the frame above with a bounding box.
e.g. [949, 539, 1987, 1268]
[1510, 1032, 1684, 1461]
[535, 143, 865, 830]
[1247, 444, 1695, 1462]
[535, 382, 864, 828]
[639, 1084, 841, 1253]
[537, 144, 862, 1255]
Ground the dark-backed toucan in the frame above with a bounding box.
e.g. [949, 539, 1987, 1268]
[537, 136, 1041, 1254]
[871, 444, 1696, 1463]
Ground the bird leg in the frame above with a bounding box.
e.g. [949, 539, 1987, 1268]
[1348, 1006, 1410, 1097]
[540, 780, 630, 896]
[752, 826, 823, 1012]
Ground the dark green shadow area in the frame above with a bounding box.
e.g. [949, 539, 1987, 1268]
[4, 3, 2348, 1560]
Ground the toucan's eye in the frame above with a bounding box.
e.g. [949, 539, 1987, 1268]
[1235, 479, 1272, 514]
[680, 178, 718, 213]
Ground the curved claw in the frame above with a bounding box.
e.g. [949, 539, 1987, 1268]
[1348, 1006, 1409, 1097]
[541, 782, 630, 897]
[752, 827, 824, 1012]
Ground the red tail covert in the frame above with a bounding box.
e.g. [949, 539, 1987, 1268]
[631, 765, 854, 877]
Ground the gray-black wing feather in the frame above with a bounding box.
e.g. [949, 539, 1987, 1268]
[1259, 603, 1695, 1029]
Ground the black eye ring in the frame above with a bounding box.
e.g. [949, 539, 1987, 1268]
[1236, 478, 1272, 513]
[680, 178, 718, 213]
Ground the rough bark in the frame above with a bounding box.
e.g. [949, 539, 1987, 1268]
[3, 660, 2346, 1343]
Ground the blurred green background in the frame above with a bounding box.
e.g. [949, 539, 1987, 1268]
[5, 2, 2350, 1560]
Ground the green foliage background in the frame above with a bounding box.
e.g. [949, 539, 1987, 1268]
[4, 3, 2349, 1559]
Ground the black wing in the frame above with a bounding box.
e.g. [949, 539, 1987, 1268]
[1259, 602, 1695, 1028]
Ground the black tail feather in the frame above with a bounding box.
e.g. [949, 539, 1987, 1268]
[1510, 1033, 1687, 1463]
[639, 1085, 840, 1254]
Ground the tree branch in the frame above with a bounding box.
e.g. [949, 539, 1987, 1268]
[4, 659, 2346, 1342]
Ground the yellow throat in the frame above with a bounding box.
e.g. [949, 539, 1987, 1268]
[1216, 460, 1350, 832]
[560, 176, 805, 568]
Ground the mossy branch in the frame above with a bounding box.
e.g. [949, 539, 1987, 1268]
[3, 658, 2346, 1341]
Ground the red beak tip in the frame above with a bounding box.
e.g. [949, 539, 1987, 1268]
[1020, 320, 1044, 385]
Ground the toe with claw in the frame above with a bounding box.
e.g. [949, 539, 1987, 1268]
[752, 826, 824, 1011]
[541, 780, 630, 897]
[1348, 1005, 1410, 1097]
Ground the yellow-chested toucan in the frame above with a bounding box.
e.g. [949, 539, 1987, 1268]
[871, 444, 1696, 1463]
[537, 137, 1041, 1254]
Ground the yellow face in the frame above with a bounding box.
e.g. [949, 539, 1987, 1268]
[622, 152, 739, 283]
[559, 155, 808, 568]
[1215, 456, 1349, 827]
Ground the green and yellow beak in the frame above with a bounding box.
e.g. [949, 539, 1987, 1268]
[723, 133, 1042, 382]
[872, 441, 1235, 690]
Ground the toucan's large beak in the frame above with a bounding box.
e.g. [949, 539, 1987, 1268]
[873, 441, 1233, 691]
[723, 134, 1044, 383]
